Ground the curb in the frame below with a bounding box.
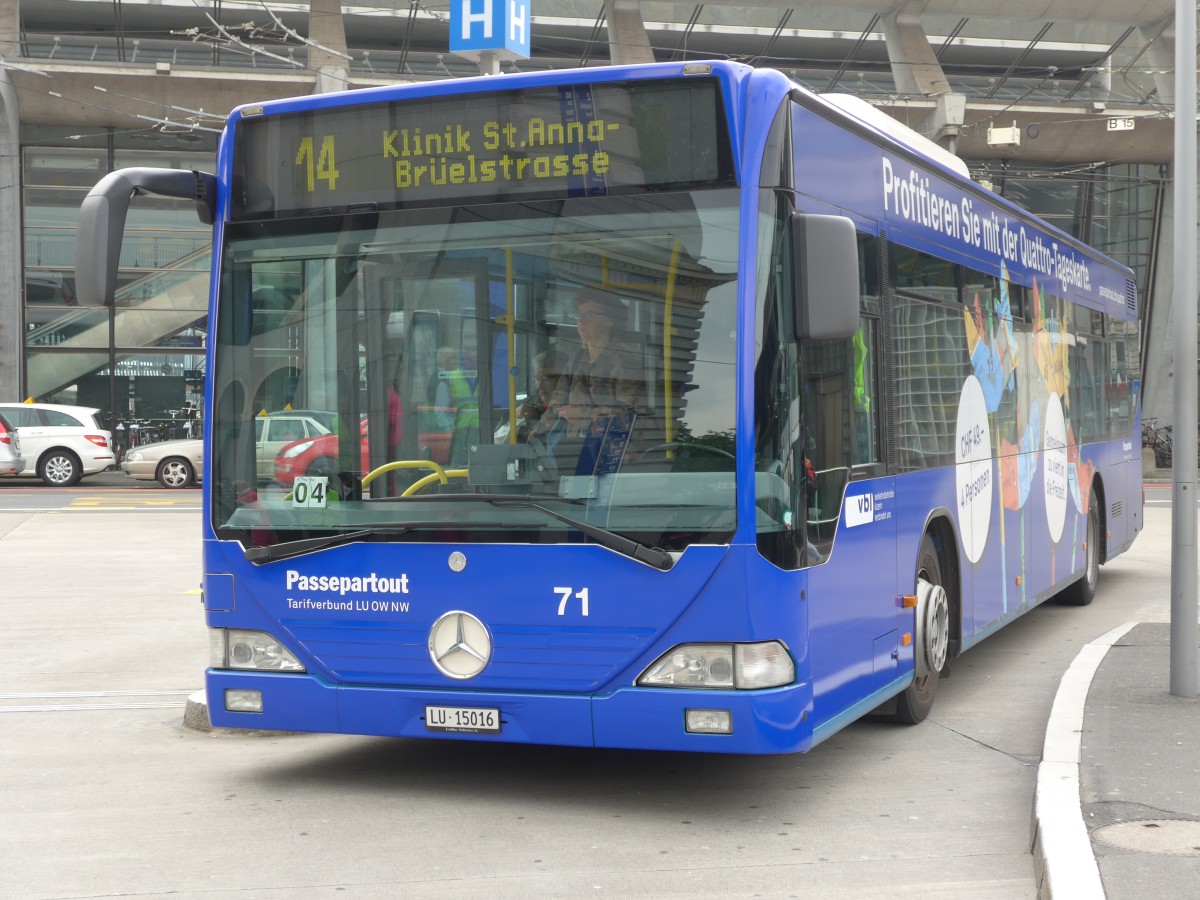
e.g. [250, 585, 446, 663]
[183, 689, 212, 732]
[181, 690, 297, 737]
[1032, 621, 1137, 900]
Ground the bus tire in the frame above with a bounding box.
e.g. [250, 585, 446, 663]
[1060, 488, 1101, 606]
[894, 533, 951, 724]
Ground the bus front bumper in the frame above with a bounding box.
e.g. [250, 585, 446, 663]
[204, 670, 815, 755]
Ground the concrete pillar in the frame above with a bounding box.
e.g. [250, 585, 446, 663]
[308, 0, 350, 94]
[880, 8, 964, 153]
[1139, 22, 1175, 107]
[925, 92, 967, 154]
[0, 0, 16, 60]
[0, 0, 22, 400]
[1138, 23, 1196, 435]
[881, 9, 951, 96]
[0, 70, 20, 402]
[605, 1, 656, 66]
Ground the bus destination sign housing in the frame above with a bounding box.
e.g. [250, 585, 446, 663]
[230, 78, 735, 220]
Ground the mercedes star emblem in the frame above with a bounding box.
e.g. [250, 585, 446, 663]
[428, 610, 492, 679]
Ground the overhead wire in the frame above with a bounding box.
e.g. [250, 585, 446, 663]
[1, 3, 1191, 151]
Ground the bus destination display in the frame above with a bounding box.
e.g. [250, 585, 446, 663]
[231, 79, 733, 219]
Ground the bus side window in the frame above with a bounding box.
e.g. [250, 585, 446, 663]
[892, 244, 974, 472]
[1070, 303, 1105, 443]
[801, 236, 882, 552]
[1105, 314, 1137, 438]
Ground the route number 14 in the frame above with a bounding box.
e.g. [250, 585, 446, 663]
[295, 136, 340, 192]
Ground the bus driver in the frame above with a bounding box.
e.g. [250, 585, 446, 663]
[533, 288, 644, 442]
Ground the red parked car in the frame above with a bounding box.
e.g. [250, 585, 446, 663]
[273, 408, 452, 486]
[0, 411, 27, 477]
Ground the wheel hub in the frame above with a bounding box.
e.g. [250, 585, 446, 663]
[915, 578, 950, 676]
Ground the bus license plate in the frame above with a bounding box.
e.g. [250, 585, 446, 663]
[425, 705, 501, 733]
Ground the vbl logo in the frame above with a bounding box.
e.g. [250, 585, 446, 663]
[844, 492, 875, 528]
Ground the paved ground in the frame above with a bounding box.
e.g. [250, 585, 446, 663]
[1031, 466, 1200, 899]
[1074, 623, 1200, 898]
[1, 481, 1194, 898]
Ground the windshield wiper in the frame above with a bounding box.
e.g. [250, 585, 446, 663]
[243, 499, 673, 571]
[244, 521, 505, 564]
[245, 529, 393, 564]
[428, 494, 674, 571]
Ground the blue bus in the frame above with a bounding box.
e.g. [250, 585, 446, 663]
[77, 60, 1141, 754]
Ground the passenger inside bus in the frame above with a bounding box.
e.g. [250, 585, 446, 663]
[517, 348, 569, 444]
[436, 347, 479, 465]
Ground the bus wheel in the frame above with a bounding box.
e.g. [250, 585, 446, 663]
[1060, 489, 1101, 606]
[895, 534, 951, 724]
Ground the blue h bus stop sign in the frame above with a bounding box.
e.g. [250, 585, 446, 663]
[450, 0, 532, 66]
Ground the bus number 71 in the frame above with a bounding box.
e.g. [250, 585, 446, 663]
[555, 586, 589, 617]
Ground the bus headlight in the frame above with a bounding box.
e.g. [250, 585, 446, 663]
[637, 642, 794, 689]
[210, 628, 305, 672]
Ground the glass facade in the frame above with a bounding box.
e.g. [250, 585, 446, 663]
[988, 162, 1164, 291]
[22, 128, 216, 435]
[10, 5, 1172, 434]
[18, 146, 1162, 443]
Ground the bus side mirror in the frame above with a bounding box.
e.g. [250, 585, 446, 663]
[76, 168, 216, 307]
[790, 213, 861, 341]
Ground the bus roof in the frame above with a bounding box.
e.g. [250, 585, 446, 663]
[818, 94, 972, 181]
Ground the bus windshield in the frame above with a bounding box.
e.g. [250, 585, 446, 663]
[211, 189, 740, 555]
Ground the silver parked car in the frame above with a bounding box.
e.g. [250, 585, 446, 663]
[120, 438, 203, 489]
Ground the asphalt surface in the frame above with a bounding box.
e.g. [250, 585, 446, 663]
[1, 463, 1196, 899]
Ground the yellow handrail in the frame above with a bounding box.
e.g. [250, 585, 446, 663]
[361, 459, 449, 489]
[402, 468, 468, 496]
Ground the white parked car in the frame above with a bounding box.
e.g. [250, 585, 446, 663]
[0, 402, 113, 486]
[121, 438, 203, 489]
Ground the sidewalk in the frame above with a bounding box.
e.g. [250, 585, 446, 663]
[1034, 622, 1200, 899]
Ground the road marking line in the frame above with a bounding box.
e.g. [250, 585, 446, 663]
[0, 702, 185, 713]
[8, 510, 198, 513]
[0, 690, 195, 699]
[1034, 621, 1137, 900]
[0, 688, 197, 713]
